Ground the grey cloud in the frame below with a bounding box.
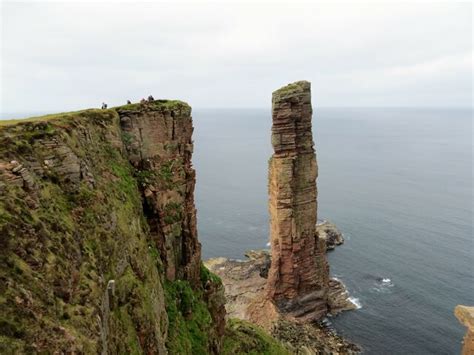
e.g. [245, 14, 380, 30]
[1, 2, 472, 115]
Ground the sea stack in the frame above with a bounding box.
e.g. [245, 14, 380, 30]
[266, 81, 329, 321]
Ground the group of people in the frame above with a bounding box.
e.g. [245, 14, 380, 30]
[101, 95, 155, 109]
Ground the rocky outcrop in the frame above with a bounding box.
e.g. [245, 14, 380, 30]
[0, 101, 225, 354]
[117, 101, 200, 286]
[266, 81, 329, 322]
[205, 247, 359, 354]
[317, 221, 344, 251]
[455, 305, 474, 355]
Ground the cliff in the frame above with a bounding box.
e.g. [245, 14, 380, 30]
[0, 102, 226, 354]
[455, 306, 474, 355]
[266, 81, 329, 321]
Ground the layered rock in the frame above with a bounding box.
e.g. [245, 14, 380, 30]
[455, 305, 474, 355]
[0, 101, 225, 354]
[205, 249, 359, 353]
[117, 100, 200, 286]
[317, 221, 345, 251]
[266, 81, 329, 321]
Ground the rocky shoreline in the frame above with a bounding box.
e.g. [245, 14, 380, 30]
[205, 222, 360, 354]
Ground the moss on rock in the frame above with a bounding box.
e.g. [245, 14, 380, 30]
[222, 319, 291, 355]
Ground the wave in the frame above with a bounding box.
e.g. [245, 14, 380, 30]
[370, 277, 395, 293]
[349, 296, 362, 309]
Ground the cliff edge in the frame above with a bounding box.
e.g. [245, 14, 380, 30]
[0, 101, 225, 354]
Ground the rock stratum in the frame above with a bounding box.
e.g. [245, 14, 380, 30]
[455, 305, 474, 355]
[0, 85, 360, 355]
[267, 82, 328, 323]
[0, 101, 228, 354]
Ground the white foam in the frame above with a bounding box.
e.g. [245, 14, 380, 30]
[266, 242, 271, 247]
[349, 297, 362, 309]
[382, 278, 391, 283]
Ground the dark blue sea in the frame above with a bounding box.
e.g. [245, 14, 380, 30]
[192, 107, 473, 354]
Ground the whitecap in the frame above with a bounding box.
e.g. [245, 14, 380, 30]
[266, 242, 271, 247]
[382, 278, 391, 283]
[349, 297, 362, 309]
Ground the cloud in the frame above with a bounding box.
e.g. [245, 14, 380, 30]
[1, 2, 472, 114]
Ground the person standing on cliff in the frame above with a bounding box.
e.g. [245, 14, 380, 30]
[101, 102, 107, 109]
[148, 95, 154, 101]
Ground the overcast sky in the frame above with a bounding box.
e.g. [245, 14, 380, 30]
[1, 2, 472, 114]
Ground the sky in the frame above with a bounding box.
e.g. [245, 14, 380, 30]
[1, 1, 472, 114]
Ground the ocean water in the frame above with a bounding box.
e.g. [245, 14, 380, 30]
[192, 107, 473, 354]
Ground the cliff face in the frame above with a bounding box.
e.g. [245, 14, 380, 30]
[117, 101, 200, 285]
[0, 102, 225, 354]
[266, 81, 329, 321]
[455, 306, 474, 355]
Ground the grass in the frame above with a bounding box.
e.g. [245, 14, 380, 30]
[114, 99, 190, 113]
[0, 108, 108, 126]
[222, 319, 291, 355]
[164, 280, 213, 354]
[0, 108, 168, 353]
[0, 97, 238, 354]
[0, 99, 190, 127]
[273, 81, 309, 97]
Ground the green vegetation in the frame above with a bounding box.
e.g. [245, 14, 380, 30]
[200, 262, 222, 285]
[0, 108, 115, 127]
[164, 280, 213, 355]
[163, 202, 183, 225]
[222, 319, 291, 355]
[113, 99, 191, 114]
[0, 109, 167, 353]
[273, 81, 307, 97]
[158, 161, 174, 183]
[121, 131, 134, 145]
[0, 103, 277, 355]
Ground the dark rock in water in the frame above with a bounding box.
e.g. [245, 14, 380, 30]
[317, 220, 344, 251]
[205, 243, 360, 353]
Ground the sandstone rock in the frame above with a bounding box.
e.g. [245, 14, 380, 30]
[455, 305, 474, 355]
[266, 81, 329, 322]
[117, 101, 201, 286]
[317, 221, 344, 251]
[327, 278, 357, 315]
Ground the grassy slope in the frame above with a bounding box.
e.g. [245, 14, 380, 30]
[222, 319, 291, 355]
[0, 110, 168, 352]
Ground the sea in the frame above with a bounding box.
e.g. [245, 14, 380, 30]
[192, 107, 473, 354]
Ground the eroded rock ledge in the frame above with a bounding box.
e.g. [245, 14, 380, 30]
[205, 220, 357, 354]
[205, 228, 358, 354]
[455, 305, 474, 355]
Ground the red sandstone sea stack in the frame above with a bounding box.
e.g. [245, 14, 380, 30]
[266, 81, 330, 322]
